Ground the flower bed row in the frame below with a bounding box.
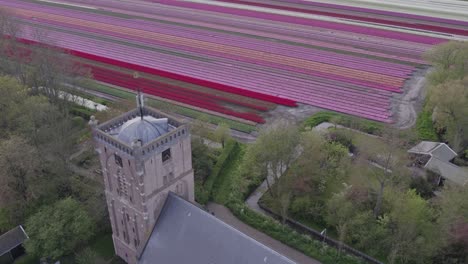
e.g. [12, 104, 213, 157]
[213, 0, 468, 36]
[2, 0, 455, 122]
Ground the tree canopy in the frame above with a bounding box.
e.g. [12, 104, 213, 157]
[428, 78, 468, 152]
[24, 197, 95, 260]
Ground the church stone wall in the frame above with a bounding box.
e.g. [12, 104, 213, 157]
[93, 107, 194, 264]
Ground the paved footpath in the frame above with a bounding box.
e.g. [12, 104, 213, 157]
[206, 202, 322, 264]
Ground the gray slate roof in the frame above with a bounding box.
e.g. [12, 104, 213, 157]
[426, 157, 468, 186]
[138, 193, 296, 264]
[408, 141, 457, 162]
[0, 226, 28, 256]
[408, 142, 467, 186]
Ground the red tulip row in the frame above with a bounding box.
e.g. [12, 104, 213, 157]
[3, 40, 269, 124]
[4, 0, 453, 123]
[87, 63, 267, 123]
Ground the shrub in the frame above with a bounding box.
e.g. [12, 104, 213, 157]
[327, 129, 355, 152]
[71, 116, 86, 128]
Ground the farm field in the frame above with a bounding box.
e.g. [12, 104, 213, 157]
[2, 0, 463, 123]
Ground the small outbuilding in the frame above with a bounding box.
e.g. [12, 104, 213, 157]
[408, 141, 468, 186]
[0, 226, 28, 264]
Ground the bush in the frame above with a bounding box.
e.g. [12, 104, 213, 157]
[416, 109, 439, 141]
[71, 116, 86, 128]
[327, 129, 355, 152]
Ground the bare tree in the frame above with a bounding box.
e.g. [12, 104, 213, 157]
[357, 126, 410, 218]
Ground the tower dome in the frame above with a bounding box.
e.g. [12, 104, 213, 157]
[116, 116, 169, 145]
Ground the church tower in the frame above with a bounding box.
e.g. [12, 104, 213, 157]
[91, 94, 194, 264]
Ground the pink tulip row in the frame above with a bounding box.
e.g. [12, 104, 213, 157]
[2, 0, 453, 122]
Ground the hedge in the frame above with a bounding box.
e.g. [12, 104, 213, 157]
[303, 112, 383, 135]
[70, 105, 95, 119]
[196, 140, 239, 204]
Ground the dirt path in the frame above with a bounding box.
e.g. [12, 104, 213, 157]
[393, 68, 429, 129]
[206, 203, 322, 264]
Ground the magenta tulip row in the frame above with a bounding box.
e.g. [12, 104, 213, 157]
[3, 0, 448, 122]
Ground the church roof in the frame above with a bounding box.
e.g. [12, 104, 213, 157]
[138, 193, 296, 264]
[0, 226, 28, 256]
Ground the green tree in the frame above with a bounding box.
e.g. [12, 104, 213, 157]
[240, 121, 300, 224]
[24, 197, 95, 260]
[242, 120, 300, 198]
[191, 115, 212, 139]
[424, 41, 468, 85]
[214, 122, 231, 148]
[0, 76, 28, 138]
[325, 184, 356, 252]
[380, 189, 440, 264]
[433, 186, 468, 263]
[191, 137, 214, 182]
[428, 78, 468, 152]
[293, 131, 350, 197]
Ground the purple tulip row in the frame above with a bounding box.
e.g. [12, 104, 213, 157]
[17, 25, 393, 121]
[6, 0, 447, 122]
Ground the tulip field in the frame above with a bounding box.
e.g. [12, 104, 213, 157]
[2, 0, 463, 123]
